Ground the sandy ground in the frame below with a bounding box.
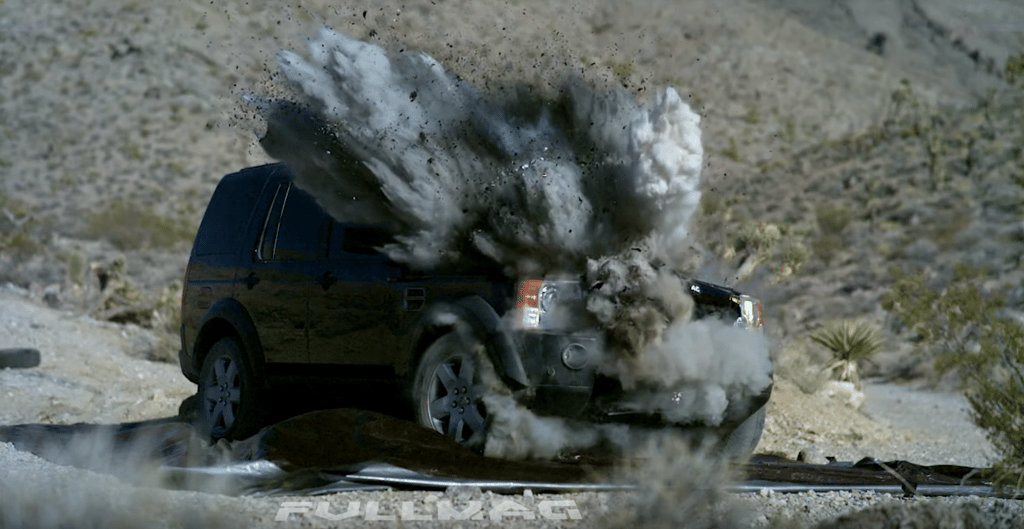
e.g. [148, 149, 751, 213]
[0, 285, 1017, 528]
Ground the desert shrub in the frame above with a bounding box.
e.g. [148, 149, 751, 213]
[0, 224, 41, 257]
[152, 280, 182, 334]
[84, 199, 193, 251]
[726, 221, 808, 283]
[808, 319, 884, 387]
[927, 208, 972, 249]
[814, 203, 852, 234]
[735, 221, 781, 260]
[1006, 48, 1024, 85]
[812, 203, 851, 264]
[0, 192, 42, 257]
[65, 251, 87, 287]
[721, 137, 741, 161]
[147, 280, 183, 363]
[883, 265, 1024, 492]
[89, 258, 181, 363]
[700, 195, 723, 217]
[780, 240, 809, 277]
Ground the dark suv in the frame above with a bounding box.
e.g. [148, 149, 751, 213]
[179, 163, 770, 455]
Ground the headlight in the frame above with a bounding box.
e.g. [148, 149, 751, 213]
[538, 283, 557, 311]
[731, 295, 764, 330]
[515, 280, 581, 331]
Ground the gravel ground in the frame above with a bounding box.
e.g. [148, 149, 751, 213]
[2, 287, 1023, 528]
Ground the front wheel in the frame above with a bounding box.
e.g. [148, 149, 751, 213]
[197, 336, 262, 441]
[411, 333, 490, 451]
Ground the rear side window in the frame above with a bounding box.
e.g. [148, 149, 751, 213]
[193, 172, 264, 256]
[328, 221, 393, 258]
[258, 184, 328, 261]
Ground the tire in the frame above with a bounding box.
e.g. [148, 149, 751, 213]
[197, 336, 262, 441]
[0, 348, 40, 369]
[411, 333, 490, 451]
[719, 404, 766, 461]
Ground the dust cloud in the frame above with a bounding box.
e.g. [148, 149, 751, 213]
[258, 27, 702, 277]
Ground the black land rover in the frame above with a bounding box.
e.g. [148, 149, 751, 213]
[179, 163, 770, 456]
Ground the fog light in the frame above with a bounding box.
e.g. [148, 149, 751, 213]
[561, 343, 589, 370]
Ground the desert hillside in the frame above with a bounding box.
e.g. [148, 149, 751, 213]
[1, 0, 1023, 526]
[2, 0, 1020, 297]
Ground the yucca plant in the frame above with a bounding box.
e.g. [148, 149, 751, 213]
[809, 319, 885, 386]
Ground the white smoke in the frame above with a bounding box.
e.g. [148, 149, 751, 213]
[257, 28, 771, 458]
[260, 27, 703, 276]
[601, 320, 772, 426]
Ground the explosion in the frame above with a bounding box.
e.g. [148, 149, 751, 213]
[258, 27, 701, 277]
[256, 27, 770, 457]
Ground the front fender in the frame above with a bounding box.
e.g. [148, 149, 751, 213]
[409, 296, 529, 389]
[185, 298, 267, 387]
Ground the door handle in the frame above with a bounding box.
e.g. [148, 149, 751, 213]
[245, 272, 260, 290]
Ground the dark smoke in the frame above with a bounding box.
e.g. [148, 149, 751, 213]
[255, 27, 771, 457]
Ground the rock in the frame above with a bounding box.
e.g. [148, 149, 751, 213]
[797, 446, 829, 465]
[819, 381, 866, 409]
[0, 348, 41, 369]
[42, 284, 61, 309]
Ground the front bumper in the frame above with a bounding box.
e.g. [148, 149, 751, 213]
[515, 332, 599, 417]
[591, 380, 774, 429]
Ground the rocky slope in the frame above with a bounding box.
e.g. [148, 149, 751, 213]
[2, 0, 1018, 299]
[1, 0, 1023, 527]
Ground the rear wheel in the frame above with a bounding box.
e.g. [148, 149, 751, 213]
[411, 333, 489, 451]
[197, 336, 262, 441]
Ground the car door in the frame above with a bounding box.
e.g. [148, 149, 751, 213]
[235, 182, 328, 364]
[306, 220, 407, 366]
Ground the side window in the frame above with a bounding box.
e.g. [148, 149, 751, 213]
[258, 184, 327, 261]
[193, 175, 263, 256]
[257, 184, 286, 260]
[328, 220, 393, 258]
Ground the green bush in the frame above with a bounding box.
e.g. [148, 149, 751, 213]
[66, 251, 86, 287]
[0, 192, 41, 257]
[1006, 48, 1024, 85]
[883, 265, 1024, 492]
[735, 221, 781, 259]
[812, 204, 852, 264]
[815, 204, 852, 234]
[809, 319, 884, 387]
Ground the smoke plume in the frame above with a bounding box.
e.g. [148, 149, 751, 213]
[259, 27, 702, 277]
[256, 28, 771, 457]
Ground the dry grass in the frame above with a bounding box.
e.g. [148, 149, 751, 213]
[83, 199, 194, 251]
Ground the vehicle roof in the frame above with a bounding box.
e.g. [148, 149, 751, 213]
[221, 162, 292, 187]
